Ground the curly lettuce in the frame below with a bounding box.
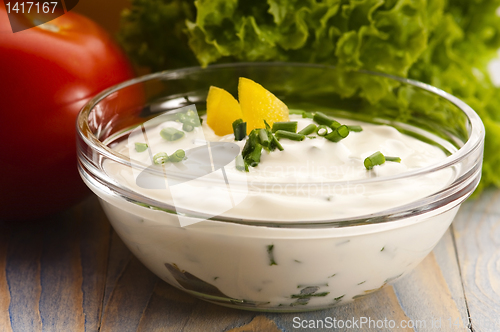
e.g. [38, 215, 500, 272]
[119, 0, 500, 193]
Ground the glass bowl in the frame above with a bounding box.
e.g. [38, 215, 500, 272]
[76, 63, 484, 312]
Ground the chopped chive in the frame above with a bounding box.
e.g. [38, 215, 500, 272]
[364, 151, 385, 170]
[302, 111, 314, 119]
[232, 119, 247, 141]
[134, 142, 148, 152]
[258, 129, 270, 147]
[177, 111, 201, 127]
[242, 129, 259, 157]
[186, 109, 197, 118]
[235, 154, 248, 172]
[313, 112, 341, 129]
[289, 109, 305, 115]
[244, 143, 262, 167]
[160, 127, 185, 141]
[270, 134, 284, 151]
[272, 121, 298, 133]
[267, 245, 277, 266]
[176, 113, 188, 122]
[300, 286, 320, 294]
[169, 149, 186, 162]
[290, 299, 309, 306]
[298, 124, 317, 136]
[263, 119, 271, 130]
[153, 152, 169, 165]
[334, 295, 345, 301]
[183, 118, 199, 127]
[348, 125, 363, 132]
[291, 292, 330, 299]
[385, 156, 401, 163]
[317, 125, 328, 136]
[182, 123, 194, 132]
[325, 125, 349, 142]
[275, 130, 305, 141]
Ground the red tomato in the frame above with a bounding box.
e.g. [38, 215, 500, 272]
[0, 3, 135, 221]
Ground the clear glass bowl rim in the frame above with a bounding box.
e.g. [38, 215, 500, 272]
[77, 62, 485, 227]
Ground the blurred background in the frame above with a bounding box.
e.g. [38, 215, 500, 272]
[74, 0, 128, 35]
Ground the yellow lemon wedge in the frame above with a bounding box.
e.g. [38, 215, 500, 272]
[238, 77, 289, 132]
[206, 86, 243, 136]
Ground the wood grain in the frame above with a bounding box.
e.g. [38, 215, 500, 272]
[77, 198, 111, 332]
[5, 224, 43, 332]
[453, 189, 500, 332]
[392, 230, 469, 331]
[37, 209, 85, 332]
[227, 316, 281, 332]
[99, 249, 158, 331]
[0, 229, 13, 332]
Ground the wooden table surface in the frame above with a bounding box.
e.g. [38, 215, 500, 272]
[1, 189, 500, 332]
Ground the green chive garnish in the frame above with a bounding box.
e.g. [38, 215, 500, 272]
[288, 109, 313, 118]
[272, 121, 298, 133]
[244, 143, 262, 167]
[186, 109, 197, 119]
[182, 123, 194, 132]
[364, 151, 385, 170]
[317, 125, 328, 136]
[385, 156, 401, 163]
[169, 149, 186, 162]
[176, 113, 188, 122]
[232, 119, 247, 141]
[364, 152, 401, 169]
[153, 152, 169, 165]
[160, 127, 185, 141]
[275, 130, 306, 141]
[325, 125, 349, 142]
[267, 245, 277, 266]
[177, 110, 201, 128]
[270, 134, 284, 151]
[313, 112, 340, 129]
[264, 119, 271, 130]
[134, 142, 148, 152]
[348, 125, 363, 132]
[235, 154, 248, 171]
[258, 129, 270, 147]
[291, 292, 330, 299]
[298, 124, 317, 136]
[242, 129, 259, 157]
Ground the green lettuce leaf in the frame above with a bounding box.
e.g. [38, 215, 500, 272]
[119, 0, 500, 194]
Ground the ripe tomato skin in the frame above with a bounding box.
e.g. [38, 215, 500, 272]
[0, 3, 135, 221]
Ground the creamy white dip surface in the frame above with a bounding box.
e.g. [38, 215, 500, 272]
[103, 114, 455, 222]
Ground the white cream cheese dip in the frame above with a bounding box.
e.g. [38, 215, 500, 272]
[88, 112, 459, 311]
